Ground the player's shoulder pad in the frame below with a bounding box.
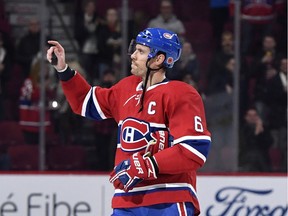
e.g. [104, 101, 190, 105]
[167, 80, 200, 96]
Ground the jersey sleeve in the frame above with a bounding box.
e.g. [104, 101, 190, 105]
[61, 71, 117, 120]
[154, 84, 211, 174]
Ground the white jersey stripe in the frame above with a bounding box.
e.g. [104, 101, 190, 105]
[173, 135, 211, 144]
[81, 87, 92, 117]
[183, 202, 188, 216]
[177, 202, 188, 216]
[115, 182, 197, 198]
[180, 143, 206, 162]
[149, 122, 167, 128]
[177, 203, 182, 216]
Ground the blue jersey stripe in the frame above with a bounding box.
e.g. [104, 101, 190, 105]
[84, 96, 104, 120]
[114, 186, 197, 198]
[182, 139, 211, 158]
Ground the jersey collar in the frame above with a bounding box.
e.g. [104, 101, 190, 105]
[136, 78, 170, 91]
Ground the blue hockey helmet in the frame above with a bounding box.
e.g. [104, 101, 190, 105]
[133, 28, 182, 68]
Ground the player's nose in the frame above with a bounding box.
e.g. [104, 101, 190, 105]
[131, 51, 137, 60]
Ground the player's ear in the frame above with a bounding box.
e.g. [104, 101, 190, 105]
[155, 53, 165, 66]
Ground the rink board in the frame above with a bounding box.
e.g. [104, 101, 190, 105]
[0, 173, 287, 216]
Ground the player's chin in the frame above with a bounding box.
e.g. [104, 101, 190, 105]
[130, 70, 138, 76]
[131, 66, 146, 77]
[130, 67, 138, 75]
[131, 70, 144, 77]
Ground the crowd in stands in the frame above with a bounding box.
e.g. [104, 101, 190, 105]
[0, 0, 286, 172]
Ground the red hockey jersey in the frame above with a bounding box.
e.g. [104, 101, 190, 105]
[61, 72, 211, 215]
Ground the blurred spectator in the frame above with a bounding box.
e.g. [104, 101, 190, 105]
[224, 57, 235, 93]
[203, 91, 234, 171]
[229, 0, 286, 55]
[206, 29, 249, 111]
[239, 107, 273, 172]
[252, 34, 283, 74]
[99, 69, 117, 88]
[266, 57, 287, 171]
[15, 18, 41, 78]
[203, 57, 235, 172]
[131, 10, 150, 38]
[205, 30, 234, 95]
[0, 32, 13, 120]
[74, 0, 102, 83]
[93, 69, 118, 171]
[266, 57, 287, 130]
[181, 73, 198, 91]
[98, 8, 122, 79]
[168, 41, 199, 83]
[19, 57, 56, 145]
[147, 0, 186, 40]
[0, 0, 12, 35]
[253, 67, 277, 125]
[203, 30, 249, 171]
[250, 34, 284, 124]
[209, 0, 230, 47]
[53, 60, 87, 144]
[0, 33, 13, 167]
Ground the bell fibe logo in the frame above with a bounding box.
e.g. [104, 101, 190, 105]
[121, 118, 151, 152]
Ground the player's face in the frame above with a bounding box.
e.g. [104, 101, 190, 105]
[130, 44, 149, 77]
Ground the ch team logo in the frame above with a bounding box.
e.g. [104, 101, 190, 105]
[121, 118, 151, 152]
[163, 32, 173, 39]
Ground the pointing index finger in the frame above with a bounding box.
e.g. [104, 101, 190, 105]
[47, 40, 64, 50]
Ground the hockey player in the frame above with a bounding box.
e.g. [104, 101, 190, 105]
[47, 28, 211, 216]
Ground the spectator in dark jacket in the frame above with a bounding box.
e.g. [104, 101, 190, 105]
[266, 57, 287, 171]
[206, 30, 234, 95]
[15, 18, 40, 77]
[168, 41, 199, 84]
[74, 0, 102, 83]
[239, 107, 273, 172]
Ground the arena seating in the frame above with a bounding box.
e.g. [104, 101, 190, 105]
[47, 145, 86, 170]
[7, 144, 39, 170]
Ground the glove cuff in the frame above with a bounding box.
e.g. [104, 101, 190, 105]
[57, 66, 76, 81]
[142, 154, 159, 180]
[150, 156, 159, 176]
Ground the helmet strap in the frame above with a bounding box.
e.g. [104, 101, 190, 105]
[138, 58, 163, 112]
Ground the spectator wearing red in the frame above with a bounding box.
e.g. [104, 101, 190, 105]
[229, 0, 285, 55]
[19, 58, 56, 145]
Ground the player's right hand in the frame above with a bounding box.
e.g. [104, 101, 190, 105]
[109, 152, 158, 192]
[46, 40, 67, 71]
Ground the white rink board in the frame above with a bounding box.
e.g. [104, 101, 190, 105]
[0, 174, 114, 216]
[197, 175, 288, 216]
[0, 174, 287, 216]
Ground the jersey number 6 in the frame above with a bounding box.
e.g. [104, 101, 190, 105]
[194, 116, 204, 132]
